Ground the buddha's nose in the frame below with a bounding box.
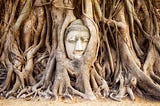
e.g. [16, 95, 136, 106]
[75, 39, 83, 53]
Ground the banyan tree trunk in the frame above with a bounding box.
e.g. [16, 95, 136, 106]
[0, 0, 160, 101]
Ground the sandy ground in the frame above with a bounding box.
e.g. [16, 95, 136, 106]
[0, 96, 159, 106]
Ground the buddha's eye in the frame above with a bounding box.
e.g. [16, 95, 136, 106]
[67, 37, 76, 43]
[81, 37, 89, 42]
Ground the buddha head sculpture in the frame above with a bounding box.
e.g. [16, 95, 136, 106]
[65, 19, 90, 60]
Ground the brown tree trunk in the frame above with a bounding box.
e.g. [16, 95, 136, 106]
[0, 0, 160, 101]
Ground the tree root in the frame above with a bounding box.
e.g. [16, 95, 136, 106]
[0, 0, 160, 102]
[110, 74, 137, 101]
[90, 67, 109, 97]
[51, 61, 87, 100]
[5, 77, 21, 98]
[124, 58, 160, 100]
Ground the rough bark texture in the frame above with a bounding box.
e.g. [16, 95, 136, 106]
[0, 0, 160, 101]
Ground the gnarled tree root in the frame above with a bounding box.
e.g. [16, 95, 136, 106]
[51, 62, 87, 100]
[110, 74, 137, 101]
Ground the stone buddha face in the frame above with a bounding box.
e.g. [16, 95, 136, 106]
[65, 19, 90, 59]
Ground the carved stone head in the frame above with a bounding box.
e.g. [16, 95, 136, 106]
[65, 19, 90, 59]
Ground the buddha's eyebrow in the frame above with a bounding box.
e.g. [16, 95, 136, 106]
[84, 35, 89, 38]
[82, 35, 89, 39]
[67, 35, 76, 40]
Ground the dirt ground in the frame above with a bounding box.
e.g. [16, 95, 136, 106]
[0, 95, 159, 106]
